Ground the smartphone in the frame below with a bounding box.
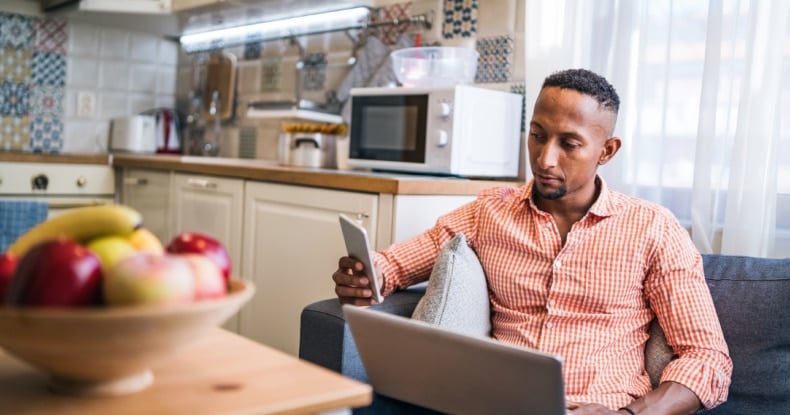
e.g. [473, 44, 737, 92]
[339, 214, 384, 303]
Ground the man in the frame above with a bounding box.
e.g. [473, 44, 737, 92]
[333, 69, 732, 414]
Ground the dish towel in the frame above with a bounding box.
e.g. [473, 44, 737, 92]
[0, 201, 48, 253]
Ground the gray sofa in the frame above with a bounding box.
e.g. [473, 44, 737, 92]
[300, 254, 790, 414]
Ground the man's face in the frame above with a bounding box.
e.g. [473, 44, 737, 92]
[528, 87, 617, 202]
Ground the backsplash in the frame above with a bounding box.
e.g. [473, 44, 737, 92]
[0, 11, 178, 154]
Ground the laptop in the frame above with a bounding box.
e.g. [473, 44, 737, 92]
[343, 305, 566, 415]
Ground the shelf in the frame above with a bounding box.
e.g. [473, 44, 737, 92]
[245, 108, 343, 124]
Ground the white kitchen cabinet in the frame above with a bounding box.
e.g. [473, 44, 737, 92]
[120, 168, 173, 244]
[239, 181, 378, 355]
[172, 173, 244, 332]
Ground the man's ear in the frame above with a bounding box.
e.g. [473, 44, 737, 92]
[598, 137, 621, 165]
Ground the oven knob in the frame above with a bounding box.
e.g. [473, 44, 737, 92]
[436, 130, 449, 147]
[76, 176, 87, 188]
[32, 174, 49, 191]
[436, 102, 452, 119]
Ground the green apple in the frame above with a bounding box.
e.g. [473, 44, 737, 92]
[86, 235, 137, 272]
[103, 252, 196, 306]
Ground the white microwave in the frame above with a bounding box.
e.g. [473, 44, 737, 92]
[347, 85, 523, 178]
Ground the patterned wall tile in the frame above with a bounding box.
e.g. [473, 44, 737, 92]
[0, 13, 34, 49]
[31, 52, 66, 86]
[29, 114, 63, 153]
[34, 18, 67, 55]
[372, 2, 412, 45]
[243, 39, 262, 60]
[0, 48, 32, 83]
[475, 35, 513, 83]
[261, 57, 281, 91]
[443, 0, 478, 39]
[0, 81, 29, 117]
[0, 115, 30, 151]
[31, 85, 63, 118]
[301, 53, 327, 91]
[510, 82, 526, 132]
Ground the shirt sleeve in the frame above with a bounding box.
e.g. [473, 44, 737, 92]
[374, 195, 482, 296]
[644, 211, 733, 409]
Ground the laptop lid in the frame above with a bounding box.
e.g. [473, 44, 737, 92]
[343, 305, 566, 415]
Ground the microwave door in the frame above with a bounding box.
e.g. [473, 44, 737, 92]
[349, 95, 428, 163]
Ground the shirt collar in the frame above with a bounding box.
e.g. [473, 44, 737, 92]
[519, 176, 618, 218]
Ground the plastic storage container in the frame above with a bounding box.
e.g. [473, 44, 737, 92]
[390, 46, 479, 87]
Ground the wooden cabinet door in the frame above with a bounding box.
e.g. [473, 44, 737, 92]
[120, 168, 172, 244]
[172, 173, 244, 332]
[240, 181, 378, 355]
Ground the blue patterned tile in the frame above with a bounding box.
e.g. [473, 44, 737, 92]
[475, 35, 513, 83]
[0, 13, 34, 49]
[31, 51, 65, 86]
[0, 47, 32, 83]
[0, 81, 29, 116]
[31, 85, 63, 118]
[28, 114, 62, 153]
[0, 115, 30, 150]
[443, 0, 478, 39]
[243, 39, 262, 60]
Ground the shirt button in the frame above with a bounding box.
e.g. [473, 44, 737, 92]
[554, 260, 561, 268]
[546, 322, 554, 329]
[548, 299, 556, 307]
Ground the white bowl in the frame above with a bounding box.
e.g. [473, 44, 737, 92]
[391, 46, 479, 87]
[0, 279, 254, 397]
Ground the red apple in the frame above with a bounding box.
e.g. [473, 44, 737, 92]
[182, 254, 227, 300]
[0, 252, 19, 302]
[166, 232, 231, 284]
[6, 239, 102, 307]
[103, 252, 196, 306]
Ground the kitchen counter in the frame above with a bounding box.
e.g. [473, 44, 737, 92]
[112, 154, 521, 195]
[0, 152, 111, 165]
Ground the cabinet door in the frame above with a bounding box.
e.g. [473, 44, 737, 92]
[172, 173, 245, 332]
[120, 169, 172, 244]
[240, 181, 378, 355]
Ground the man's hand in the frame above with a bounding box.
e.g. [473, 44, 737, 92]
[332, 256, 383, 305]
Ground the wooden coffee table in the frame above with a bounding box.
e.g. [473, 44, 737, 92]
[0, 328, 372, 414]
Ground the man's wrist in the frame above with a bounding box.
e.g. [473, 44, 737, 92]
[618, 407, 637, 415]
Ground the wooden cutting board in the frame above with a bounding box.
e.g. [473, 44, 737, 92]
[203, 52, 237, 121]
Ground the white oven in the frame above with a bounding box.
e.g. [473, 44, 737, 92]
[0, 162, 116, 218]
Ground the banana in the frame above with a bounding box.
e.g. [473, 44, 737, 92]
[6, 204, 143, 258]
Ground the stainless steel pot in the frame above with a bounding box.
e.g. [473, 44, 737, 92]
[278, 132, 338, 168]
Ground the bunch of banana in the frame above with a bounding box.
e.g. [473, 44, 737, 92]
[6, 204, 143, 258]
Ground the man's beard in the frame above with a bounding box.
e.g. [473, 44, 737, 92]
[536, 186, 567, 200]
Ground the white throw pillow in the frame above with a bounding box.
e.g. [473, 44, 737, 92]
[411, 233, 491, 337]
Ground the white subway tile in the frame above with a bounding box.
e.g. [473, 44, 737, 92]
[68, 23, 100, 57]
[130, 63, 158, 93]
[129, 94, 156, 113]
[156, 66, 177, 94]
[67, 57, 100, 87]
[159, 40, 179, 65]
[63, 119, 109, 153]
[130, 33, 160, 62]
[100, 29, 130, 59]
[98, 92, 130, 118]
[64, 89, 77, 118]
[155, 95, 176, 109]
[100, 61, 130, 90]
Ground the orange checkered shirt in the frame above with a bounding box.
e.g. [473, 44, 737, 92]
[375, 178, 732, 410]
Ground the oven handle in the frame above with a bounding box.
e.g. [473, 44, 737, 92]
[47, 200, 113, 210]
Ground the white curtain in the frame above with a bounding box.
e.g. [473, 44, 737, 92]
[523, 0, 790, 257]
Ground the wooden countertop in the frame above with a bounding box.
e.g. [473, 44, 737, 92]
[113, 154, 521, 195]
[0, 328, 372, 415]
[0, 152, 111, 165]
[0, 151, 521, 195]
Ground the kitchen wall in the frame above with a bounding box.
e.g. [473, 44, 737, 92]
[176, 0, 527, 164]
[0, 10, 178, 154]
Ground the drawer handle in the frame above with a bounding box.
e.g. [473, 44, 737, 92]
[187, 178, 218, 189]
[123, 177, 149, 186]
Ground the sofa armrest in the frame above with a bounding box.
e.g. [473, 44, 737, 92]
[299, 285, 427, 382]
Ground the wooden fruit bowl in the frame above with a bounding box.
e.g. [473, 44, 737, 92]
[0, 279, 254, 397]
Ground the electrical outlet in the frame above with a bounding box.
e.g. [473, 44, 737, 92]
[77, 91, 96, 117]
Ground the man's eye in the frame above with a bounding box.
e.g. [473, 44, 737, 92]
[529, 132, 546, 141]
[562, 141, 580, 149]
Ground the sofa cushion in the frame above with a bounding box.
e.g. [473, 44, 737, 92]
[699, 254, 790, 415]
[411, 234, 491, 337]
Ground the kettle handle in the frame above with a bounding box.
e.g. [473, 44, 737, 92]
[293, 137, 320, 149]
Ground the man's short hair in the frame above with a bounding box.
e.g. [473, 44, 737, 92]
[542, 69, 620, 114]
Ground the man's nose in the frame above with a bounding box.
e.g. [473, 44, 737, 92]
[537, 142, 559, 169]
